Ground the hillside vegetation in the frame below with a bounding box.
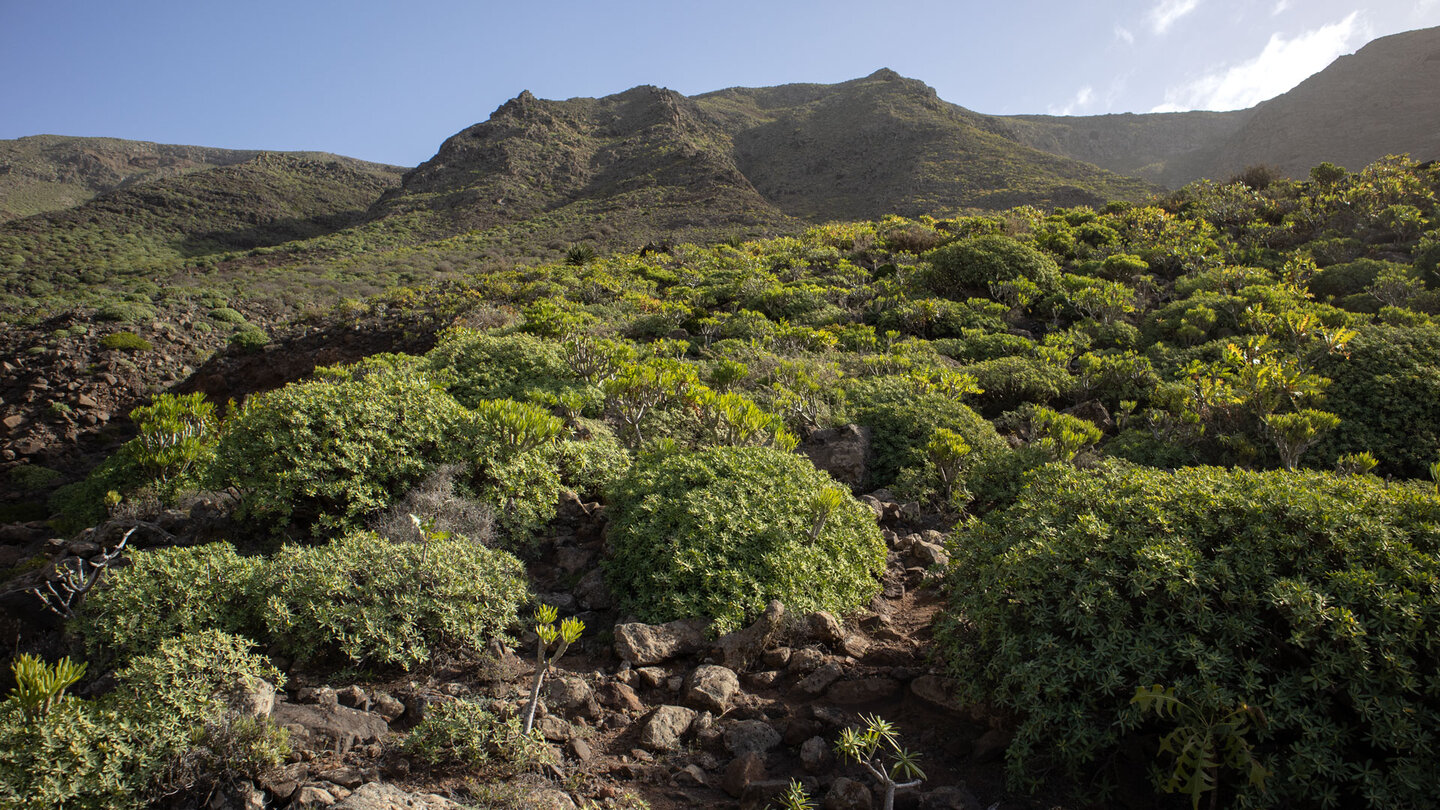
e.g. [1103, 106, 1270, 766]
[0, 134, 403, 222]
[3, 152, 1440, 809]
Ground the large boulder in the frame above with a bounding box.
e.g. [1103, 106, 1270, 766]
[272, 701, 389, 755]
[333, 782, 467, 809]
[714, 599, 785, 670]
[614, 618, 708, 665]
[801, 424, 871, 489]
[684, 664, 740, 713]
[640, 705, 698, 752]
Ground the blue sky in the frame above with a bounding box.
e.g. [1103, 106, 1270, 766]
[2, 0, 1436, 166]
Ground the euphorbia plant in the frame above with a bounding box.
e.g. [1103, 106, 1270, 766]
[835, 714, 925, 810]
[522, 605, 584, 734]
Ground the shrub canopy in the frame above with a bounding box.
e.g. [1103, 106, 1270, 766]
[604, 446, 885, 634]
[940, 460, 1440, 807]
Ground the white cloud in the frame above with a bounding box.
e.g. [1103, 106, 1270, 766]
[1150, 0, 1200, 34]
[1151, 12, 1366, 112]
[1272, 0, 1291, 16]
[1115, 24, 1135, 44]
[1049, 85, 1095, 116]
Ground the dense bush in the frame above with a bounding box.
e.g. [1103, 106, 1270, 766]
[604, 446, 885, 634]
[0, 632, 286, 809]
[1317, 323, 1440, 477]
[940, 461, 1440, 807]
[399, 698, 550, 771]
[959, 355, 1073, 415]
[844, 376, 1006, 488]
[423, 328, 572, 405]
[77, 543, 264, 665]
[922, 235, 1060, 300]
[98, 331, 152, 352]
[213, 360, 475, 530]
[260, 530, 527, 668]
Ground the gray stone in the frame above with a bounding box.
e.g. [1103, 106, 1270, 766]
[318, 766, 364, 789]
[640, 705, 697, 752]
[536, 714, 572, 741]
[574, 569, 614, 610]
[293, 786, 337, 808]
[909, 675, 966, 714]
[796, 662, 844, 696]
[255, 763, 307, 802]
[229, 676, 276, 718]
[827, 677, 900, 705]
[614, 618, 708, 665]
[787, 648, 827, 674]
[825, 776, 873, 810]
[800, 735, 831, 772]
[723, 719, 781, 756]
[335, 685, 368, 709]
[370, 691, 405, 723]
[546, 675, 596, 717]
[596, 681, 645, 713]
[801, 424, 871, 489]
[806, 611, 845, 645]
[272, 702, 389, 755]
[636, 666, 668, 688]
[684, 664, 740, 713]
[723, 751, 767, 798]
[912, 540, 949, 567]
[714, 599, 786, 670]
[332, 782, 467, 809]
[841, 632, 872, 659]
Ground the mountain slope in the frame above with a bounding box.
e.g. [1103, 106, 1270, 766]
[989, 110, 1250, 187]
[695, 69, 1156, 219]
[0, 135, 402, 222]
[370, 71, 1158, 248]
[1199, 26, 1440, 179]
[0, 153, 403, 311]
[993, 25, 1440, 185]
[369, 85, 792, 242]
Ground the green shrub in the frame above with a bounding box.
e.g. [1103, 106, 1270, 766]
[940, 461, 1440, 806]
[423, 329, 572, 406]
[554, 422, 632, 499]
[8, 464, 62, 492]
[959, 355, 1073, 415]
[922, 235, 1060, 300]
[0, 633, 286, 809]
[207, 307, 247, 324]
[228, 327, 269, 353]
[400, 699, 550, 771]
[113, 630, 284, 730]
[844, 376, 1006, 489]
[604, 446, 885, 634]
[76, 543, 264, 665]
[95, 300, 157, 323]
[1307, 258, 1393, 301]
[0, 692, 151, 809]
[259, 530, 527, 668]
[99, 331, 152, 353]
[1317, 323, 1440, 477]
[873, 297, 1007, 338]
[213, 361, 475, 531]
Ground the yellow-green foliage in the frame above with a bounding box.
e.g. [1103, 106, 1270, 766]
[77, 543, 264, 665]
[0, 633, 286, 809]
[213, 358, 476, 530]
[605, 446, 885, 634]
[940, 461, 1440, 807]
[260, 530, 527, 668]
